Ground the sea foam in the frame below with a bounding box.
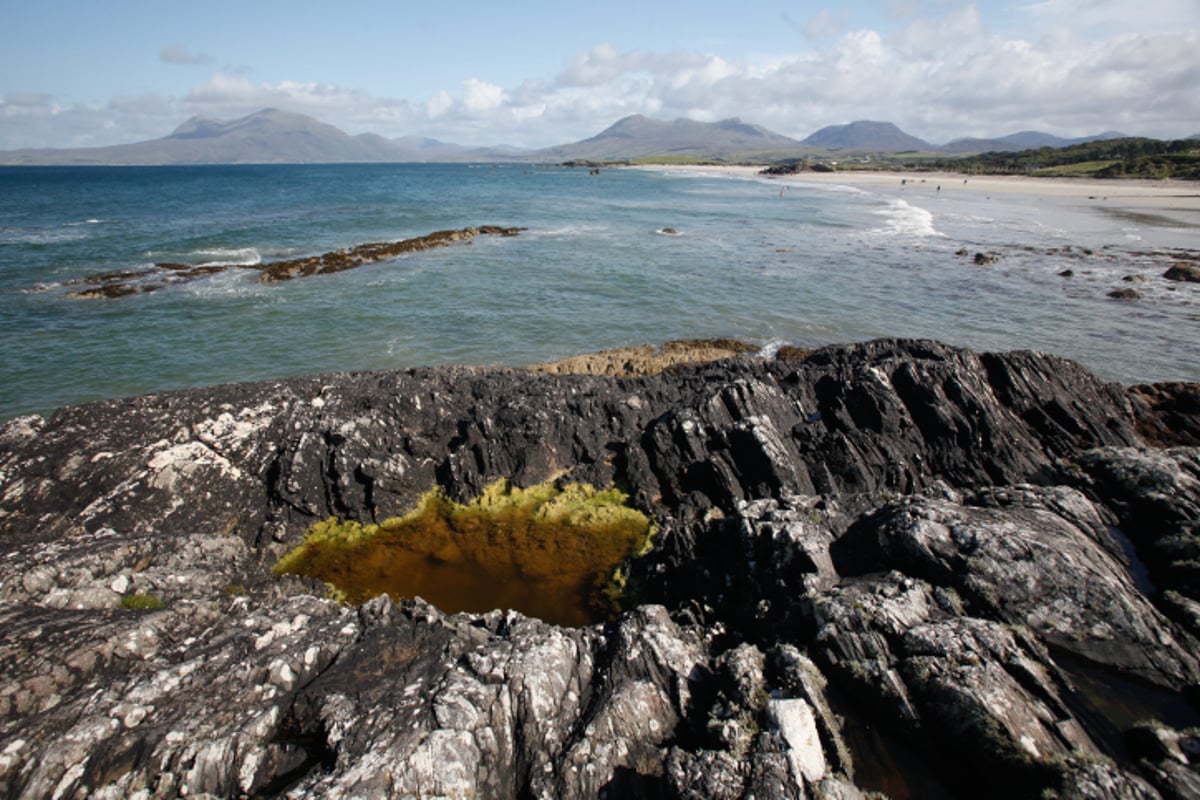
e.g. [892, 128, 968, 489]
[873, 199, 945, 239]
[191, 247, 263, 267]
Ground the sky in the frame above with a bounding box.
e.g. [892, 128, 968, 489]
[1, 0, 1198, 151]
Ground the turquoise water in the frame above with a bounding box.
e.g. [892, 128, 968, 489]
[1, 163, 1197, 421]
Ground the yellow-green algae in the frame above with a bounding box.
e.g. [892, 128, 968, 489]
[273, 478, 656, 627]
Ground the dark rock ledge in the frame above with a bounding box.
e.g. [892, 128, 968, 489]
[2, 339, 1200, 799]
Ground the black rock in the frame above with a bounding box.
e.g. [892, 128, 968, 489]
[1164, 263, 1200, 283]
[2, 339, 1199, 799]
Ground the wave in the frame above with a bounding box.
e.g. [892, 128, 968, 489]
[756, 338, 787, 358]
[21, 281, 63, 294]
[0, 226, 92, 245]
[787, 180, 871, 198]
[872, 199, 945, 239]
[178, 269, 267, 299]
[188, 247, 263, 267]
[525, 224, 613, 239]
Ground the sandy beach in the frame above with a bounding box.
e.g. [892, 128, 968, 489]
[638, 164, 1200, 214]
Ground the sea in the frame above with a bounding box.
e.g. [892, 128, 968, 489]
[1, 163, 1197, 422]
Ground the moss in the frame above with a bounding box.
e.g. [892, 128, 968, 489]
[120, 593, 164, 610]
[274, 478, 656, 626]
[223, 583, 245, 596]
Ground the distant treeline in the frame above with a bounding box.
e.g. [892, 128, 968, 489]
[910, 137, 1200, 179]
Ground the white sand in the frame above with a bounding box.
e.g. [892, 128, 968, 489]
[635, 164, 1200, 212]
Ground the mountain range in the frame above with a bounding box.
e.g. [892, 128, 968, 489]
[0, 107, 1142, 166]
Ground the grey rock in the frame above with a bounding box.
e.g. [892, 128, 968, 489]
[871, 487, 1200, 688]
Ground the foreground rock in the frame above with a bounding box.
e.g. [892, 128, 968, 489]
[2, 339, 1200, 798]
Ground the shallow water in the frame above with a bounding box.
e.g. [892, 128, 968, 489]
[1, 164, 1197, 421]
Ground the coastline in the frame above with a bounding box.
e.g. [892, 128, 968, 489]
[635, 163, 1200, 213]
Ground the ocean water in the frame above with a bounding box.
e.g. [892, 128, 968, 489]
[1, 163, 1197, 421]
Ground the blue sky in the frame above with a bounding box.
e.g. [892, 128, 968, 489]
[2, 0, 1198, 150]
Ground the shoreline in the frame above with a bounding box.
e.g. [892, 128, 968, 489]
[634, 163, 1200, 213]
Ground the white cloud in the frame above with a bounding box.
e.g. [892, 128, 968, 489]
[3, 5, 1199, 151]
[425, 90, 453, 119]
[461, 79, 507, 114]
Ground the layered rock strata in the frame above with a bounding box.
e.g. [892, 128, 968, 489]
[2, 339, 1199, 799]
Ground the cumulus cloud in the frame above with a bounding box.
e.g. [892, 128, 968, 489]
[461, 79, 507, 114]
[183, 74, 396, 118]
[160, 46, 214, 65]
[3, 5, 1198, 150]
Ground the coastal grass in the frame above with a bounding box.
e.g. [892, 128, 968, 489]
[1031, 160, 1120, 177]
[274, 478, 656, 627]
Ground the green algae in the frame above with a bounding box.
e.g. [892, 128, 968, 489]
[274, 478, 656, 627]
[119, 593, 164, 610]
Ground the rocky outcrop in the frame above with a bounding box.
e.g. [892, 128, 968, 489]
[65, 226, 522, 298]
[531, 338, 760, 377]
[2, 339, 1200, 798]
[1164, 263, 1200, 283]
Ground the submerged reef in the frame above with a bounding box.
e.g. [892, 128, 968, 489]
[2, 338, 1200, 798]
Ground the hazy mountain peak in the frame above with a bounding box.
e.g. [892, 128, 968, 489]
[802, 120, 930, 152]
[169, 116, 226, 139]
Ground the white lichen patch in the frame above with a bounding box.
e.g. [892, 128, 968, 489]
[0, 414, 44, 448]
[146, 440, 243, 492]
[766, 697, 827, 785]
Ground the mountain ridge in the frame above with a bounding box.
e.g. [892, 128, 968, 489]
[533, 114, 808, 161]
[0, 107, 1163, 165]
[801, 120, 930, 151]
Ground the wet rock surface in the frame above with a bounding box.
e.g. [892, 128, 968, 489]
[2, 338, 1200, 798]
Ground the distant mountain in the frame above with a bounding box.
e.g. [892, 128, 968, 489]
[801, 121, 930, 152]
[938, 130, 1131, 155]
[0, 107, 1171, 166]
[0, 109, 402, 165]
[0, 109, 526, 165]
[533, 115, 808, 161]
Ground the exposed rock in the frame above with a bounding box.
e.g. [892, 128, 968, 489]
[530, 337, 759, 377]
[2, 338, 1199, 798]
[1109, 287, 1142, 300]
[256, 225, 522, 283]
[65, 226, 522, 298]
[1129, 382, 1200, 446]
[1164, 263, 1200, 283]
